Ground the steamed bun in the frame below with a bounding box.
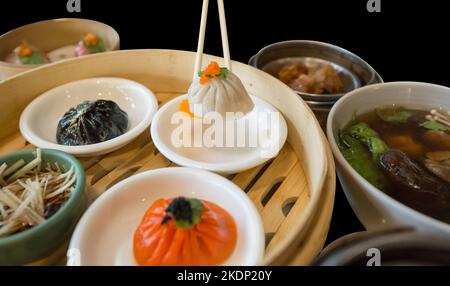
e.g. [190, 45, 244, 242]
[187, 61, 254, 117]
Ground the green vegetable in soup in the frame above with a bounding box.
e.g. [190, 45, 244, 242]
[368, 137, 388, 161]
[347, 122, 378, 143]
[376, 107, 414, 123]
[347, 122, 388, 160]
[420, 120, 448, 132]
[337, 131, 387, 190]
[341, 107, 450, 225]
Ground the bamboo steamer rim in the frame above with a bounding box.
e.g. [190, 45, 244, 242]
[0, 18, 120, 74]
[0, 49, 333, 265]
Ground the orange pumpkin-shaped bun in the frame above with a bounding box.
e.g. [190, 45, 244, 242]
[133, 197, 237, 266]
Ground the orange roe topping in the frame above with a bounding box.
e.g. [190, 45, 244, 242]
[200, 61, 223, 84]
[84, 33, 98, 46]
[18, 44, 33, 57]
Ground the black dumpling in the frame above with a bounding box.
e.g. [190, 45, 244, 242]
[56, 100, 128, 146]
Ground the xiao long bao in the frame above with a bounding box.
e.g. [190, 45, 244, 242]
[186, 61, 254, 117]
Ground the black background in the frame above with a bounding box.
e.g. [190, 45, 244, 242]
[0, 0, 448, 247]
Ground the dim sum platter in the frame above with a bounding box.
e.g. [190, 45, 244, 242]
[19, 77, 158, 157]
[0, 49, 334, 265]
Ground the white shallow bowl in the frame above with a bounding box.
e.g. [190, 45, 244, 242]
[151, 95, 288, 174]
[19, 77, 158, 157]
[327, 82, 450, 238]
[68, 167, 265, 266]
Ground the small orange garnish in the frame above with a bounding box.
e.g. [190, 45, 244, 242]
[179, 99, 196, 118]
[200, 61, 223, 84]
[18, 44, 33, 57]
[84, 33, 98, 46]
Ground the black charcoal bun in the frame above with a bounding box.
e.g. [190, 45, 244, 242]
[56, 99, 128, 146]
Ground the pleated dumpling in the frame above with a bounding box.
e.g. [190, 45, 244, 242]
[133, 197, 237, 266]
[187, 61, 254, 117]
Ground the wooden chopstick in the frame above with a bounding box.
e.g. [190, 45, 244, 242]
[193, 0, 210, 80]
[217, 0, 231, 70]
[193, 0, 232, 79]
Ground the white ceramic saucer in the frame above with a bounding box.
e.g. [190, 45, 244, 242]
[19, 77, 158, 157]
[150, 95, 287, 174]
[68, 167, 265, 266]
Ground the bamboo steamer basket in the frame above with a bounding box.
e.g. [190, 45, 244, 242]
[0, 18, 120, 81]
[0, 49, 335, 265]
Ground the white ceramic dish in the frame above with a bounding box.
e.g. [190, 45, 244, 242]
[327, 81, 450, 238]
[68, 167, 265, 266]
[19, 77, 158, 157]
[151, 95, 288, 174]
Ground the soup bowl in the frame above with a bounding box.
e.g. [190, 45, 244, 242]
[327, 82, 450, 238]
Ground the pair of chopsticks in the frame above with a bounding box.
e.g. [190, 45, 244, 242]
[193, 0, 231, 80]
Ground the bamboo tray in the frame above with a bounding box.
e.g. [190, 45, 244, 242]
[0, 18, 120, 81]
[0, 50, 335, 265]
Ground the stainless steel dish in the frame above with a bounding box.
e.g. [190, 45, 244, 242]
[249, 40, 383, 129]
[260, 56, 361, 101]
[251, 40, 382, 102]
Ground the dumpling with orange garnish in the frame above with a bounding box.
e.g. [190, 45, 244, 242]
[133, 196, 237, 266]
[185, 61, 254, 117]
[6, 41, 49, 65]
[75, 33, 106, 57]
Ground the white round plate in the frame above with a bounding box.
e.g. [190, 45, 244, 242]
[150, 95, 288, 174]
[19, 77, 158, 157]
[68, 167, 265, 266]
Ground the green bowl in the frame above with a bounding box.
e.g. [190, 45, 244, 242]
[0, 148, 87, 265]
